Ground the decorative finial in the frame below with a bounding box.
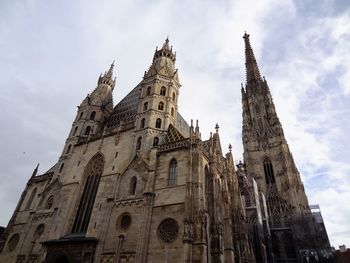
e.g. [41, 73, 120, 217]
[215, 123, 219, 133]
[196, 120, 199, 128]
[228, 144, 232, 152]
[162, 36, 170, 50]
[31, 163, 39, 178]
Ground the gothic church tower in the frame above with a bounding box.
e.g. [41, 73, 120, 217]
[241, 33, 310, 226]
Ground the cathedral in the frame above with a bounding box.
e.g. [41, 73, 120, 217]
[0, 34, 332, 263]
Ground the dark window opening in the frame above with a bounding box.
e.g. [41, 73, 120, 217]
[90, 111, 96, 120]
[85, 126, 91, 136]
[156, 118, 162, 129]
[158, 102, 164, 110]
[263, 158, 275, 184]
[160, 86, 166, 96]
[153, 137, 159, 146]
[140, 118, 145, 129]
[136, 137, 142, 150]
[129, 177, 137, 195]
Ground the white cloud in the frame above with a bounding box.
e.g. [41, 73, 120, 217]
[0, 0, 349, 248]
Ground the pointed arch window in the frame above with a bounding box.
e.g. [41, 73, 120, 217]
[59, 163, 64, 173]
[160, 86, 166, 96]
[172, 92, 176, 102]
[25, 187, 37, 210]
[158, 102, 164, 111]
[73, 126, 78, 136]
[85, 126, 91, 136]
[153, 137, 159, 146]
[168, 159, 177, 186]
[129, 177, 137, 195]
[46, 195, 54, 209]
[79, 112, 84, 120]
[171, 107, 174, 117]
[143, 102, 148, 111]
[90, 111, 96, 120]
[140, 118, 146, 129]
[147, 87, 151, 96]
[136, 137, 142, 150]
[263, 158, 275, 184]
[66, 144, 72, 154]
[156, 118, 162, 129]
[72, 153, 104, 234]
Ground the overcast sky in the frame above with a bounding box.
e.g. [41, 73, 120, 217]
[0, 0, 349, 248]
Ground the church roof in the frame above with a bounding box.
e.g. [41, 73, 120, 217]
[107, 84, 141, 128]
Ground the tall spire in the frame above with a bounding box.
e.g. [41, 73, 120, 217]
[243, 32, 262, 83]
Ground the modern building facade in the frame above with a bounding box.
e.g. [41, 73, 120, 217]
[0, 35, 331, 263]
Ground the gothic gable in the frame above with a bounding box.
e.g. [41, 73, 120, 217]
[117, 154, 149, 199]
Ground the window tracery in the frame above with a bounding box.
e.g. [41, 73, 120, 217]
[72, 153, 104, 234]
[158, 218, 179, 243]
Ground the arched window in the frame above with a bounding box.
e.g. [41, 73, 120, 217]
[85, 126, 91, 135]
[46, 195, 54, 209]
[158, 102, 164, 111]
[160, 86, 166, 96]
[59, 163, 64, 173]
[171, 107, 174, 117]
[147, 87, 151, 96]
[25, 187, 37, 210]
[79, 112, 84, 120]
[72, 153, 104, 234]
[153, 137, 159, 146]
[136, 137, 142, 150]
[172, 92, 176, 101]
[140, 118, 146, 129]
[66, 144, 72, 154]
[129, 177, 137, 195]
[143, 102, 148, 111]
[156, 118, 162, 129]
[73, 126, 78, 136]
[168, 159, 177, 186]
[263, 158, 275, 184]
[90, 111, 96, 120]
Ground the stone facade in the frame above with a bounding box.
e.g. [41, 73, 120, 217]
[0, 36, 331, 263]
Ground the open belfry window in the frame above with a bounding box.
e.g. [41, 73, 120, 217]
[158, 101, 164, 110]
[156, 118, 162, 129]
[71, 153, 104, 234]
[263, 158, 275, 184]
[160, 86, 166, 96]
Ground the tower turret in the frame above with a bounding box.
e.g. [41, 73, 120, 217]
[59, 63, 115, 163]
[134, 38, 180, 153]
